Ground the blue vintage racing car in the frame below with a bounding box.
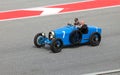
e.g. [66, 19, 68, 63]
[34, 24, 102, 53]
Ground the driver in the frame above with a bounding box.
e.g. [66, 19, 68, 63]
[74, 18, 81, 26]
[80, 20, 88, 34]
[80, 20, 86, 26]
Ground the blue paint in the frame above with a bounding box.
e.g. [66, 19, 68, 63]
[37, 24, 102, 46]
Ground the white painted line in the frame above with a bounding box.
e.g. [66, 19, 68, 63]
[57, 5, 120, 15]
[2, 5, 120, 22]
[0, 0, 94, 13]
[0, 5, 119, 22]
[25, 7, 63, 16]
[83, 69, 120, 75]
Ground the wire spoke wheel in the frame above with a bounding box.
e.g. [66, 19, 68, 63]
[50, 39, 63, 53]
[34, 33, 45, 48]
[90, 33, 101, 46]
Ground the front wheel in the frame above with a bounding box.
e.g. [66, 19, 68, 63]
[89, 33, 101, 46]
[34, 33, 45, 48]
[50, 38, 63, 53]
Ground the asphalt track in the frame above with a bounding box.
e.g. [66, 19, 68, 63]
[0, 0, 120, 75]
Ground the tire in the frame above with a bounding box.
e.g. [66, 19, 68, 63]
[69, 30, 82, 45]
[34, 33, 45, 48]
[89, 32, 101, 46]
[50, 38, 63, 53]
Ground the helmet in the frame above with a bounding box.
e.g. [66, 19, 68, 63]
[74, 18, 78, 22]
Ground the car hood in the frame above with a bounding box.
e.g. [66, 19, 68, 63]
[53, 25, 77, 34]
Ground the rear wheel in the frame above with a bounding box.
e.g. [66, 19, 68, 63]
[50, 38, 63, 53]
[89, 33, 101, 46]
[34, 33, 45, 48]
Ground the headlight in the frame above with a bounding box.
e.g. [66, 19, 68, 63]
[41, 32, 45, 36]
[49, 31, 55, 39]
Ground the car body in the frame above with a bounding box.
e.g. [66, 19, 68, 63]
[34, 24, 102, 53]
